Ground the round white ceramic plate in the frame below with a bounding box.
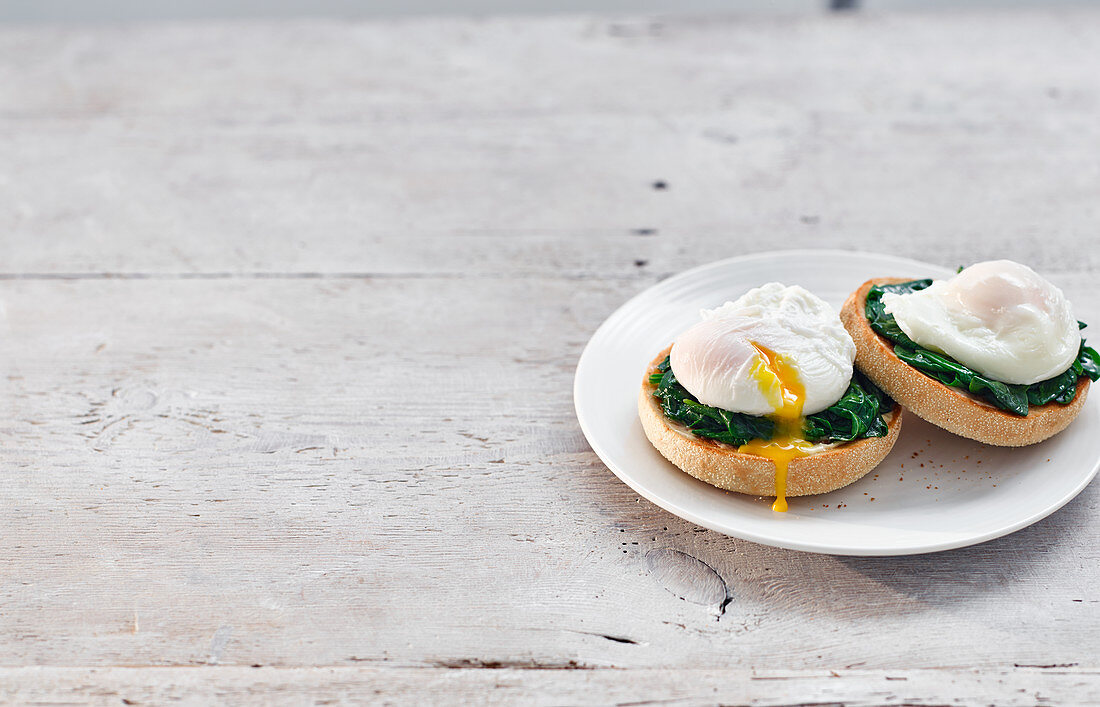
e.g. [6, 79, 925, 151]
[574, 249, 1100, 556]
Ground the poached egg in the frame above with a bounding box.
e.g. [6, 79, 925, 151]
[882, 260, 1079, 385]
[670, 283, 856, 511]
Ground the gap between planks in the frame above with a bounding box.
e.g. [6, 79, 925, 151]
[0, 665, 1097, 705]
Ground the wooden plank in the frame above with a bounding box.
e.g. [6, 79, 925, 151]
[1, 11, 1100, 703]
[0, 276, 1098, 671]
[0, 667, 1097, 705]
[0, 13, 1099, 276]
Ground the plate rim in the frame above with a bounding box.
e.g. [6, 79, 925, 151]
[573, 248, 1100, 556]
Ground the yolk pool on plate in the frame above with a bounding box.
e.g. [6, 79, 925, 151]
[738, 342, 816, 512]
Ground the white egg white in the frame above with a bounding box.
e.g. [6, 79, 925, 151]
[882, 260, 1079, 385]
[669, 283, 856, 415]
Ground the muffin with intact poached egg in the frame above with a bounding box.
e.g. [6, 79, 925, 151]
[639, 283, 902, 511]
[840, 260, 1099, 446]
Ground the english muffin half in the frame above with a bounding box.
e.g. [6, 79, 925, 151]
[841, 276, 1093, 446]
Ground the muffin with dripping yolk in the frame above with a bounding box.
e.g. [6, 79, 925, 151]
[664, 284, 862, 510]
[738, 342, 817, 512]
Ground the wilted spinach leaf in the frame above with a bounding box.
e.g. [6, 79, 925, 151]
[803, 371, 894, 443]
[864, 279, 932, 349]
[649, 357, 774, 446]
[893, 344, 1030, 416]
[1080, 342, 1100, 380]
[648, 357, 892, 445]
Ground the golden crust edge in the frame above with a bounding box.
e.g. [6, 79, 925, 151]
[839, 277, 1090, 447]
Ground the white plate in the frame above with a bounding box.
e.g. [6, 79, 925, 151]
[574, 250, 1100, 556]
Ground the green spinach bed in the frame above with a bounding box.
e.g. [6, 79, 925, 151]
[865, 279, 1100, 416]
[647, 357, 893, 446]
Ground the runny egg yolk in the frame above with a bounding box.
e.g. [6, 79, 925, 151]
[738, 342, 817, 512]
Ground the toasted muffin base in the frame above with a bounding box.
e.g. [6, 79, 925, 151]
[638, 347, 903, 498]
[840, 278, 1090, 447]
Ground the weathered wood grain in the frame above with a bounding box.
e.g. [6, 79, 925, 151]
[1, 13, 1099, 277]
[0, 667, 1097, 705]
[1, 9, 1099, 703]
[1, 277, 1098, 675]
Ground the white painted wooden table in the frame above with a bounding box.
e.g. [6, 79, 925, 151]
[1, 10, 1099, 704]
